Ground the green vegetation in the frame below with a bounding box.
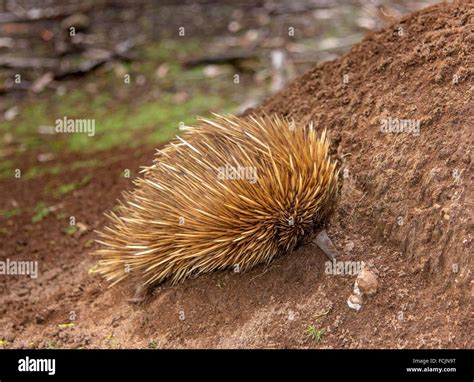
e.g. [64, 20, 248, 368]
[84, 239, 94, 248]
[305, 325, 326, 343]
[0, 207, 21, 219]
[24, 165, 63, 180]
[0, 39, 238, 155]
[63, 226, 78, 236]
[50, 174, 92, 198]
[0, 159, 15, 179]
[31, 202, 49, 223]
[147, 340, 158, 349]
[23, 159, 113, 181]
[57, 323, 75, 329]
[46, 340, 58, 349]
[53, 183, 77, 197]
[55, 212, 67, 220]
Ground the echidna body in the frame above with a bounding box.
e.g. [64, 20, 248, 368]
[95, 114, 338, 288]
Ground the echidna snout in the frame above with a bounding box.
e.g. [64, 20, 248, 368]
[94, 114, 339, 290]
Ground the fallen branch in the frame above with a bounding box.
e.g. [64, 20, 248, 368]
[54, 39, 135, 79]
[0, 56, 58, 70]
[269, 2, 335, 15]
[0, 40, 136, 93]
[0, 81, 30, 95]
[0, 3, 93, 24]
[182, 52, 257, 69]
[54, 55, 113, 80]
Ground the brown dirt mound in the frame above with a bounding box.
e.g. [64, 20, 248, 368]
[1, 1, 472, 348]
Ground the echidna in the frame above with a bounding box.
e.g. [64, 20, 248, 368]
[95, 114, 339, 297]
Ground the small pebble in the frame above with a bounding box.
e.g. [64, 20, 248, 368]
[355, 269, 378, 296]
[347, 294, 363, 311]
